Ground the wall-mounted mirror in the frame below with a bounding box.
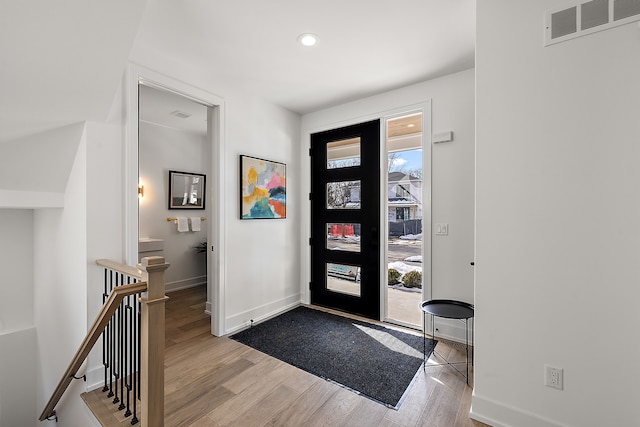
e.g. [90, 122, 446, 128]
[168, 170, 206, 209]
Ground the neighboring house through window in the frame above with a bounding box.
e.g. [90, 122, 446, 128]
[388, 171, 422, 222]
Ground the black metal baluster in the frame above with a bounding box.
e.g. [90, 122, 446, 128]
[123, 275, 133, 418]
[102, 268, 109, 392]
[122, 280, 130, 414]
[118, 273, 126, 410]
[107, 270, 115, 398]
[131, 289, 140, 425]
[124, 294, 133, 417]
[137, 298, 141, 401]
[112, 273, 120, 404]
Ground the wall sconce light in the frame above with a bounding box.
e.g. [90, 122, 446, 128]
[138, 184, 144, 198]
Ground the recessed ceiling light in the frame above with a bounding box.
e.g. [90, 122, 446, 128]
[297, 33, 319, 47]
[407, 124, 415, 128]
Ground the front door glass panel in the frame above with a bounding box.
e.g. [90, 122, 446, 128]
[326, 263, 361, 296]
[326, 181, 361, 209]
[327, 137, 360, 169]
[326, 223, 361, 252]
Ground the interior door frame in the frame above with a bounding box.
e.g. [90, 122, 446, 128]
[302, 101, 432, 321]
[124, 64, 227, 336]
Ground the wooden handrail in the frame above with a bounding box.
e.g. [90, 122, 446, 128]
[96, 258, 143, 280]
[39, 281, 148, 421]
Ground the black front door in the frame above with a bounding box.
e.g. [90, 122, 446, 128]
[310, 120, 380, 319]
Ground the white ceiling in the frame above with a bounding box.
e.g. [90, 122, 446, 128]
[1, 0, 475, 143]
[139, 85, 209, 135]
[0, 0, 147, 143]
[135, 0, 476, 115]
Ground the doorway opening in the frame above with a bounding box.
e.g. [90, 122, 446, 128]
[138, 84, 210, 296]
[125, 65, 226, 336]
[384, 112, 424, 328]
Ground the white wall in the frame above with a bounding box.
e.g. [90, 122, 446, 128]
[34, 128, 90, 427]
[221, 95, 301, 331]
[0, 123, 84, 193]
[0, 327, 37, 427]
[139, 122, 208, 290]
[85, 119, 126, 389]
[0, 209, 36, 426]
[0, 209, 34, 332]
[301, 69, 475, 339]
[474, 2, 640, 426]
[0, 125, 95, 427]
[0, 123, 84, 209]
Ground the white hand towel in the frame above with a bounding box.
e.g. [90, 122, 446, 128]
[177, 217, 189, 232]
[190, 217, 201, 232]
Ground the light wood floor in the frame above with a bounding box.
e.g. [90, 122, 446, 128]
[83, 285, 487, 427]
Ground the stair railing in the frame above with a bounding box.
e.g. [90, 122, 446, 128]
[39, 256, 169, 427]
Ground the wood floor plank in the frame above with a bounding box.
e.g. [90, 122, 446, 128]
[417, 368, 471, 427]
[179, 316, 210, 331]
[202, 362, 293, 426]
[221, 355, 282, 394]
[341, 397, 388, 427]
[303, 387, 363, 427]
[225, 383, 300, 427]
[171, 323, 211, 344]
[165, 357, 254, 414]
[266, 379, 340, 427]
[164, 348, 251, 394]
[377, 418, 405, 427]
[239, 346, 270, 364]
[164, 336, 241, 371]
[165, 385, 235, 427]
[383, 369, 437, 427]
[278, 363, 320, 393]
[81, 391, 126, 426]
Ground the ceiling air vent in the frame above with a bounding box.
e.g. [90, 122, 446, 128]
[545, 0, 640, 46]
[170, 110, 191, 119]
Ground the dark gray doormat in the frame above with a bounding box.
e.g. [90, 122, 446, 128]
[230, 306, 435, 409]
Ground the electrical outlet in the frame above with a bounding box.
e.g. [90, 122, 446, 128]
[544, 365, 563, 390]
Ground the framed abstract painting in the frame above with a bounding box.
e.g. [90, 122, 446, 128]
[240, 155, 286, 219]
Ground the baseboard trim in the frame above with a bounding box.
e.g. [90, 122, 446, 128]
[469, 408, 505, 427]
[165, 276, 206, 293]
[471, 393, 568, 427]
[86, 366, 103, 392]
[225, 294, 302, 335]
[426, 316, 472, 345]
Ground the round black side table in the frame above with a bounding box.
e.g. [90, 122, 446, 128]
[420, 299, 474, 385]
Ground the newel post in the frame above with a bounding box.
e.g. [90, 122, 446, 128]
[139, 256, 170, 427]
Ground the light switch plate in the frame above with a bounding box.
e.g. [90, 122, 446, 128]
[435, 223, 448, 235]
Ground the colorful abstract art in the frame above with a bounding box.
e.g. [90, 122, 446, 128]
[240, 155, 286, 219]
